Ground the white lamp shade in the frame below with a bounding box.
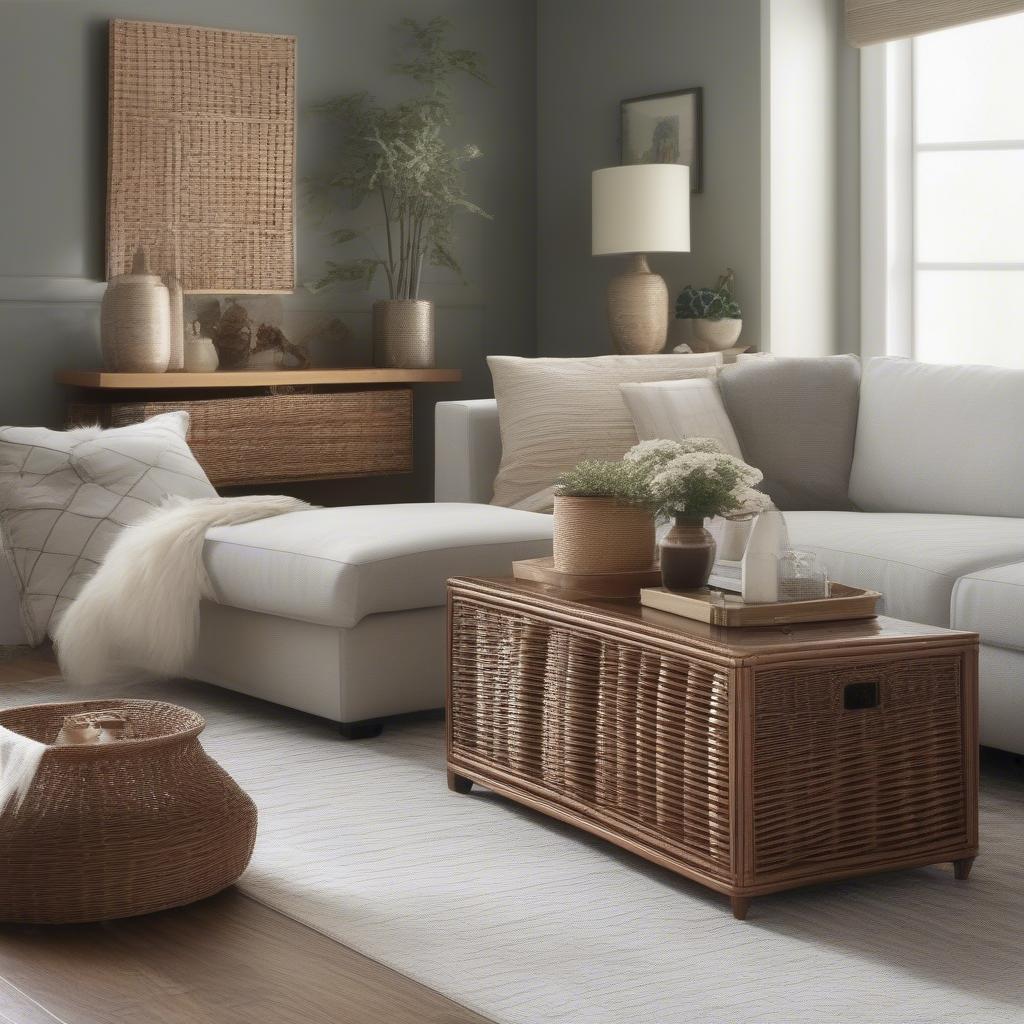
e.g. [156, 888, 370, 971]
[592, 164, 691, 256]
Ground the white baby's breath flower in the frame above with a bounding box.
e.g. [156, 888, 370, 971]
[624, 439, 686, 464]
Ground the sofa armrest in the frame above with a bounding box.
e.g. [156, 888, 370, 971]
[434, 399, 501, 503]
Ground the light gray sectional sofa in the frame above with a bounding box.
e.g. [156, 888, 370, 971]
[3, 354, 1021, 754]
[436, 355, 1024, 755]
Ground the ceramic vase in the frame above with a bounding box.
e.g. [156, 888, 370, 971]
[660, 516, 716, 591]
[161, 273, 185, 371]
[553, 496, 656, 575]
[100, 248, 170, 373]
[184, 321, 219, 373]
[373, 300, 435, 368]
[740, 510, 789, 603]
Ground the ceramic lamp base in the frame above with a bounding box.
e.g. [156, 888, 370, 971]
[606, 254, 668, 355]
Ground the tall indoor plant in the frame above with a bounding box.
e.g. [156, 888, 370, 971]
[309, 18, 489, 368]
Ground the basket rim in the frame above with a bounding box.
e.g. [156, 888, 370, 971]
[0, 698, 206, 756]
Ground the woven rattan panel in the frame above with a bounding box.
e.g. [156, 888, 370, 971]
[450, 597, 732, 876]
[70, 389, 412, 487]
[752, 656, 966, 876]
[107, 19, 295, 291]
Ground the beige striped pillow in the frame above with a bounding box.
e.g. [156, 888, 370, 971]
[487, 354, 721, 510]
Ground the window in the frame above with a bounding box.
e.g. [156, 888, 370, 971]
[911, 13, 1024, 367]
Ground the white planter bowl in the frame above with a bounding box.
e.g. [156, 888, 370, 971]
[691, 318, 743, 351]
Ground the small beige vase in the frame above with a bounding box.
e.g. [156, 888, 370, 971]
[553, 496, 656, 575]
[373, 300, 435, 368]
[100, 249, 170, 373]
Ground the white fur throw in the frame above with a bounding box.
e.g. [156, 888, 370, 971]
[0, 725, 46, 813]
[55, 494, 309, 687]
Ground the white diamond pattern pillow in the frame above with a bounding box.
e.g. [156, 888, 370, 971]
[0, 412, 215, 644]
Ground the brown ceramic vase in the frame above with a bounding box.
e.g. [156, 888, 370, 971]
[660, 515, 716, 592]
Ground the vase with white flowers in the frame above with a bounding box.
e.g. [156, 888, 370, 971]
[624, 439, 769, 591]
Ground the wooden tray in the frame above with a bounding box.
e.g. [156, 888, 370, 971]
[513, 556, 663, 598]
[640, 582, 881, 627]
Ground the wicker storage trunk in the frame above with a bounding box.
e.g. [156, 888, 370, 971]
[446, 577, 980, 919]
[0, 699, 257, 924]
[70, 387, 413, 487]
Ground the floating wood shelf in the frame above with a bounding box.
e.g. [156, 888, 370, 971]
[56, 368, 463, 390]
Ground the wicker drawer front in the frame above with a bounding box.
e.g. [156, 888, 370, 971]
[72, 389, 412, 487]
[752, 655, 967, 878]
[449, 596, 733, 876]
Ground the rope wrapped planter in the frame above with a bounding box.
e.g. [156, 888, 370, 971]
[0, 699, 257, 924]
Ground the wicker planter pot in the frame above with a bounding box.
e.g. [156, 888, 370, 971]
[373, 299, 435, 369]
[0, 699, 257, 924]
[553, 496, 655, 575]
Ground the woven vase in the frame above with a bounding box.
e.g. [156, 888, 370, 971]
[101, 249, 171, 372]
[553, 496, 656, 575]
[373, 299, 435, 369]
[0, 699, 257, 924]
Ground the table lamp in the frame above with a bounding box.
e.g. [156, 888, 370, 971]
[592, 164, 690, 354]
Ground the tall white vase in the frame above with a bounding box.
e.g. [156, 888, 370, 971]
[161, 273, 185, 371]
[741, 511, 789, 603]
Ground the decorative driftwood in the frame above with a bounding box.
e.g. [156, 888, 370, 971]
[106, 19, 296, 292]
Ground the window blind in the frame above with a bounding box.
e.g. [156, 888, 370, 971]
[845, 0, 1024, 45]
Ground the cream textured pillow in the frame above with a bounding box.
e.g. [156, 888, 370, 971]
[0, 412, 215, 644]
[488, 354, 721, 510]
[620, 378, 743, 457]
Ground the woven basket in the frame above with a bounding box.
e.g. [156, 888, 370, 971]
[0, 699, 257, 924]
[553, 496, 656, 575]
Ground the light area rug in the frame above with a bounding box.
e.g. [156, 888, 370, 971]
[4, 676, 1023, 1024]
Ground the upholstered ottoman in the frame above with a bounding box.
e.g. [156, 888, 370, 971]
[190, 503, 553, 736]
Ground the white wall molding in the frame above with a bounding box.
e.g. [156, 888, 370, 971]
[0, 275, 484, 312]
[859, 40, 913, 359]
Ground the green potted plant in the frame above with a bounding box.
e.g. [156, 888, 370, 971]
[552, 459, 655, 575]
[675, 268, 743, 352]
[308, 18, 489, 368]
[624, 439, 769, 591]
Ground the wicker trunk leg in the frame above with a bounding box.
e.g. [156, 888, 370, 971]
[338, 719, 384, 740]
[953, 857, 975, 881]
[730, 896, 751, 921]
[447, 769, 473, 794]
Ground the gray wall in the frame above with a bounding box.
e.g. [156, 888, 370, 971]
[536, 0, 763, 356]
[0, 0, 536, 504]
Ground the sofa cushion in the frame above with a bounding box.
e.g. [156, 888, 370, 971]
[619, 378, 743, 456]
[202, 503, 553, 629]
[0, 412, 215, 644]
[952, 561, 1024, 653]
[488, 353, 720, 511]
[850, 357, 1024, 517]
[716, 355, 861, 511]
[784, 511, 1024, 626]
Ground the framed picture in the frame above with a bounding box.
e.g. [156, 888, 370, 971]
[621, 87, 703, 193]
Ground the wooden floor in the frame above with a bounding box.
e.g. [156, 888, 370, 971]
[0, 649, 492, 1024]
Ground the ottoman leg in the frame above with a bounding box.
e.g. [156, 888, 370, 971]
[953, 857, 975, 881]
[447, 769, 473, 794]
[338, 719, 384, 740]
[730, 896, 751, 921]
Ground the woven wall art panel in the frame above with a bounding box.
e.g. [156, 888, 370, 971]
[106, 19, 296, 292]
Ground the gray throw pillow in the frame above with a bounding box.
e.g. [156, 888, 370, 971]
[717, 355, 861, 511]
